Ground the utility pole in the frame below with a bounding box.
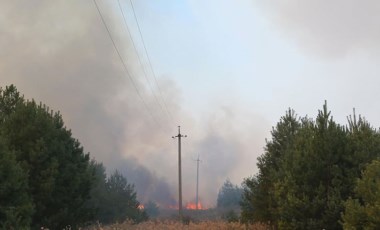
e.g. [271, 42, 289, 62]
[172, 126, 186, 221]
[195, 155, 201, 211]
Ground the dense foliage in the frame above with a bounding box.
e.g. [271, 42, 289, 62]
[0, 85, 147, 229]
[217, 179, 242, 210]
[241, 102, 380, 229]
[87, 164, 147, 224]
[217, 179, 243, 222]
[144, 201, 160, 218]
[0, 85, 94, 228]
[341, 159, 380, 229]
[0, 136, 33, 229]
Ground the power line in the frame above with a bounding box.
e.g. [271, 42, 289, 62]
[93, 0, 161, 128]
[129, 0, 175, 123]
[117, 0, 168, 124]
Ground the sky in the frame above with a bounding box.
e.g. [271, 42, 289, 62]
[1, 0, 380, 207]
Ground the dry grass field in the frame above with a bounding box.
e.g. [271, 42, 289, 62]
[85, 220, 268, 230]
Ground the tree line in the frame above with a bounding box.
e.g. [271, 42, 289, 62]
[0, 85, 146, 229]
[240, 102, 380, 229]
[2, 84, 379, 229]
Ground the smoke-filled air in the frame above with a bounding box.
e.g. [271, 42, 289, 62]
[1, 0, 380, 229]
[0, 0, 269, 209]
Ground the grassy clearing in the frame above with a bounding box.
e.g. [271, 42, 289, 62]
[84, 220, 268, 230]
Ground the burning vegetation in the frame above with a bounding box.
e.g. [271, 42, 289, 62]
[185, 201, 204, 210]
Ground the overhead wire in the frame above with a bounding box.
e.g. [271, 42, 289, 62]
[129, 0, 175, 123]
[93, 0, 162, 128]
[117, 0, 169, 125]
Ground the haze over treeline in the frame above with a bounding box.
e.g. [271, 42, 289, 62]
[2, 0, 380, 213]
[1, 84, 379, 229]
[0, 85, 148, 229]
[0, 0, 268, 207]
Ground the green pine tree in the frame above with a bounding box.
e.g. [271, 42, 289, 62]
[100, 170, 147, 224]
[0, 85, 93, 229]
[241, 102, 380, 229]
[342, 159, 380, 229]
[241, 109, 300, 226]
[0, 136, 33, 229]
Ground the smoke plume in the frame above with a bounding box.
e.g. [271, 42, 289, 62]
[0, 0, 268, 207]
[254, 0, 380, 57]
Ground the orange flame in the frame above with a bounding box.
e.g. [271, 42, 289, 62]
[167, 202, 206, 210]
[185, 201, 203, 210]
[138, 204, 144, 210]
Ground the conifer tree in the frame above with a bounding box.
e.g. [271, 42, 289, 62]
[99, 170, 147, 224]
[241, 102, 380, 229]
[342, 159, 380, 229]
[0, 136, 33, 229]
[0, 85, 93, 229]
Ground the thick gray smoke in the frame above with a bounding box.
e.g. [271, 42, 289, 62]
[116, 157, 176, 207]
[254, 0, 380, 57]
[0, 0, 269, 207]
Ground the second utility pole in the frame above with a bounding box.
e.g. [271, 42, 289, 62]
[173, 126, 186, 221]
[195, 155, 201, 211]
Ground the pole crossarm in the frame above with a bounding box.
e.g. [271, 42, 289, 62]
[172, 126, 187, 139]
[172, 126, 187, 221]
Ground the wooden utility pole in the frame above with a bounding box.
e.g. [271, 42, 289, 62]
[195, 155, 201, 211]
[172, 126, 186, 221]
